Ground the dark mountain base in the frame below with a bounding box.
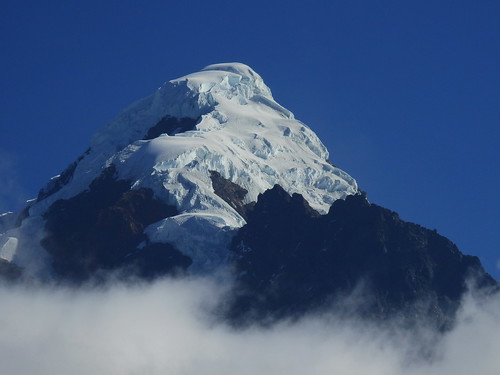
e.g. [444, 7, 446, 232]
[41, 166, 191, 282]
[14, 173, 497, 330]
[225, 186, 497, 330]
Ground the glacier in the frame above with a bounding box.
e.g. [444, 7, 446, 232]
[1, 62, 358, 275]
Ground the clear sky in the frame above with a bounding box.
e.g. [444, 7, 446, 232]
[1, 1, 498, 279]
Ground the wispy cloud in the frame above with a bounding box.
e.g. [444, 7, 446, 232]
[0, 277, 498, 375]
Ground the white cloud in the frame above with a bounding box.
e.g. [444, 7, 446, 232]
[0, 278, 498, 375]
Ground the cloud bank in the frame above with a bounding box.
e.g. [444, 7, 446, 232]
[0, 277, 498, 375]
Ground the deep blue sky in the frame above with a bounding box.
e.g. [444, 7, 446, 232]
[1, 1, 498, 278]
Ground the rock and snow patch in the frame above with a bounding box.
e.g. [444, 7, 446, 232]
[0, 237, 17, 262]
[2, 63, 358, 276]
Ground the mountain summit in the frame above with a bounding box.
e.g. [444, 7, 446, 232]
[0, 63, 496, 329]
[0, 63, 357, 277]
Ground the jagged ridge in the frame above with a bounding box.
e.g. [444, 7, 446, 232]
[226, 187, 498, 329]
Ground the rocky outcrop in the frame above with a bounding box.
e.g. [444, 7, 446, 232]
[209, 171, 254, 220]
[41, 166, 189, 282]
[226, 187, 497, 329]
[143, 116, 198, 140]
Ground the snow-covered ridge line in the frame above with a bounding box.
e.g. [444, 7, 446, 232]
[2, 62, 358, 275]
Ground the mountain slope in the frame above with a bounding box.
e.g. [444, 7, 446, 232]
[0, 63, 496, 329]
[226, 187, 497, 328]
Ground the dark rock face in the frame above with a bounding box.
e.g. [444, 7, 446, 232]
[14, 206, 30, 228]
[34, 167, 497, 329]
[41, 166, 190, 282]
[227, 187, 497, 328]
[143, 116, 198, 140]
[210, 171, 254, 220]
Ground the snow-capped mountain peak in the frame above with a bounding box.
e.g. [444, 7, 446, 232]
[193, 62, 274, 101]
[1, 63, 358, 275]
[0, 63, 496, 335]
[92, 63, 283, 151]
